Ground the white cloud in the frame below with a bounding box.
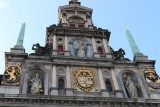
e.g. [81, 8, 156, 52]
[0, 0, 6, 9]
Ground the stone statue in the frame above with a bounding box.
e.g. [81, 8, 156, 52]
[125, 76, 138, 98]
[31, 43, 53, 56]
[30, 73, 43, 94]
[77, 41, 85, 57]
[112, 48, 125, 60]
[74, 40, 86, 57]
[32, 43, 43, 55]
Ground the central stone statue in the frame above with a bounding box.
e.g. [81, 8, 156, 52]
[30, 73, 43, 94]
[73, 40, 86, 57]
[125, 76, 138, 98]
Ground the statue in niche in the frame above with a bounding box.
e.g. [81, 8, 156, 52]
[30, 73, 43, 94]
[73, 40, 87, 57]
[125, 76, 139, 98]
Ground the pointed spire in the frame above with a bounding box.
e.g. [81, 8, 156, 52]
[14, 23, 26, 49]
[125, 29, 143, 56]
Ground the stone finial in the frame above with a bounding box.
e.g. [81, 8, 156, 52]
[71, 0, 78, 2]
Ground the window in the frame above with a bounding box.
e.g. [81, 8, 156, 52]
[78, 24, 84, 28]
[96, 41, 101, 44]
[58, 79, 65, 90]
[57, 45, 64, 53]
[70, 24, 75, 28]
[97, 47, 103, 56]
[69, 17, 85, 28]
[105, 80, 112, 92]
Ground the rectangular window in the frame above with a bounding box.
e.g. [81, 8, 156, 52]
[70, 24, 75, 28]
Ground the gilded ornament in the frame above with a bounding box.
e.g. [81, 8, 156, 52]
[74, 67, 95, 92]
[4, 64, 21, 83]
[143, 69, 160, 89]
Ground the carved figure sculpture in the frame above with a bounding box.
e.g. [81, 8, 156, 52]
[31, 43, 52, 56]
[112, 48, 125, 60]
[32, 43, 43, 55]
[30, 73, 43, 94]
[125, 76, 138, 98]
[73, 40, 86, 57]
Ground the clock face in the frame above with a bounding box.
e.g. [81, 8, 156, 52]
[4, 65, 21, 83]
[74, 67, 95, 92]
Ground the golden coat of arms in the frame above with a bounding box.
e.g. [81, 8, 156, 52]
[143, 69, 160, 89]
[74, 67, 95, 92]
[3, 64, 21, 83]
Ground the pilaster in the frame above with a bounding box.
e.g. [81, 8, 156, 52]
[92, 37, 99, 58]
[103, 38, 112, 58]
[66, 65, 73, 96]
[64, 35, 70, 56]
[98, 67, 110, 97]
[52, 35, 57, 55]
[110, 68, 124, 98]
[51, 65, 58, 95]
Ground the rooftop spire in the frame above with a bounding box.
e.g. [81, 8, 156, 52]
[14, 23, 26, 49]
[125, 29, 143, 56]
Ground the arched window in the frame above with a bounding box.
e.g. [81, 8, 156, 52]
[57, 45, 64, 53]
[97, 47, 103, 56]
[58, 79, 65, 90]
[105, 80, 112, 92]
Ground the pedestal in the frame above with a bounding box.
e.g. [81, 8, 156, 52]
[64, 51, 70, 56]
[66, 88, 73, 96]
[50, 87, 58, 96]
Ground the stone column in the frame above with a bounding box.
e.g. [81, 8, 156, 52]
[66, 66, 73, 96]
[110, 68, 123, 98]
[92, 37, 99, 58]
[98, 68, 110, 97]
[64, 35, 70, 56]
[103, 38, 112, 58]
[51, 65, 58, 95]
[52, 35, 57, 55]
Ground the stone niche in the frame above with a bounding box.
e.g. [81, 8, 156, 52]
[23, 66, 49, 95]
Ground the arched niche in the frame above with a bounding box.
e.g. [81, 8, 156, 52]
[105, 79, 113, 92]
[97, 46, 104, 56]
[57, 45, 64, 53]
[118, 70, 144, 98]
[22, 66, 49, 95]
[58, 78, 65, 90]
[69, 38, 92, 58]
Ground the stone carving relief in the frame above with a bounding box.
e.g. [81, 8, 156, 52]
[103, 70, 111, 76]
[122, 73, 140, 98]
[142, 69, 160, 89]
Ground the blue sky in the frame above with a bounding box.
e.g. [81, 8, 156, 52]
[0, 0, 160, 75]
